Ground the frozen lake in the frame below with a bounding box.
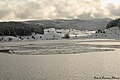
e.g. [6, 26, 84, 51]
[0, 39, 120, 80]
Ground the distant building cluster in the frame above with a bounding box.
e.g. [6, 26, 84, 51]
[31, 28, 65, 40]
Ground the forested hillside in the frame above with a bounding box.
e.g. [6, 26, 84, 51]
[0, 22, 44, 36]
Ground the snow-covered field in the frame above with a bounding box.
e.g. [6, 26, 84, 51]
[0, 39, 120, 80]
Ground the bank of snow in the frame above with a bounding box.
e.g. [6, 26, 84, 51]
[81, 27, 120, 39]
[0, 36, 21, 42]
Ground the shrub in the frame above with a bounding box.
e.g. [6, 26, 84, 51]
[27, 37, 29, 39]
[8, 38, 12, 41]
[32, 36, 35, 39]
[1, 37, 4, 40]
[103, 31, 105, 33]
[64, 33, 70, 39]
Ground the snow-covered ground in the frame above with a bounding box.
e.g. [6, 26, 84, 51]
[82, 27, 120, 39]
[0, 27, 120, 42]
[0, 36, 21, 42]
[0, 39, 120, 80]
[69, 27, 120, 39]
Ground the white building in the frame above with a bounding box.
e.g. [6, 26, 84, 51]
[43, 28, 64, 40]
[31, 28, 64, 40]
[44, 28, 56, 34]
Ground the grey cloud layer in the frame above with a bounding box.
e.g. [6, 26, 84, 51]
[107, 3, 120, 17]
[0, 0, 119, 20]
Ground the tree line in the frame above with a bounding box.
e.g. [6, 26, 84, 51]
[0, 21, 44, 36]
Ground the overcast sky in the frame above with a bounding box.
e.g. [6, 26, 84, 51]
[0, 0, 120, 20]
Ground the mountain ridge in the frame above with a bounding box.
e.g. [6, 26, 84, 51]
[0, 18, 112, 36]
[25, 18, 112, 30]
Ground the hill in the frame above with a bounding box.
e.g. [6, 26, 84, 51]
[25, 18, 112, 30]
[0, 18, 112, 36]
[0, 21, 44, 36]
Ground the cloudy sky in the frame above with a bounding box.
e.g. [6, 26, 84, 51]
[0, 0, 120, 20]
